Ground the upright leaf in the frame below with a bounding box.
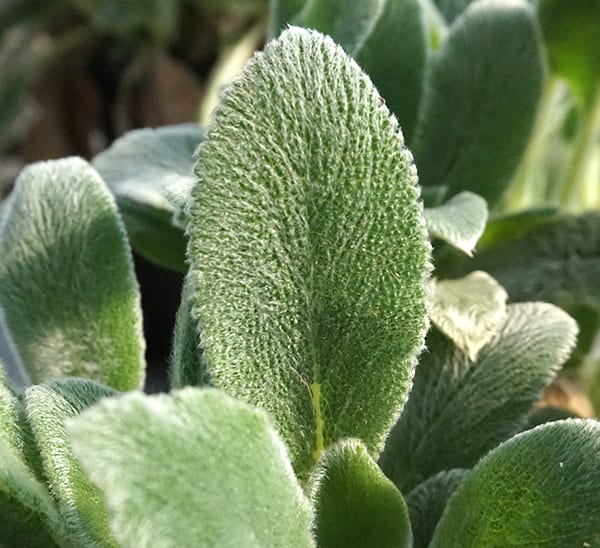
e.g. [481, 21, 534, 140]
[69, 388, 315, 548]
[380, 303, 577, 491]
[25, 379, 118, 547]
[0, 158, 145, 390]
[293, 0, 385, 55]
[310, 439, 412, 548]
[412, 0, 545, 208]
[430, 419, 600, 547]
[187, 28, 430, 476]
[93, 124, 205, 271]
[354, 0, 429, 143]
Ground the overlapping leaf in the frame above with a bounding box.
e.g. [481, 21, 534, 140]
[380, 303, 577, 491]
[430, 419, 600, 546]
[0, 158, 145, 390]
[69, 388, 315, 548]
[187, 28, 430, 476]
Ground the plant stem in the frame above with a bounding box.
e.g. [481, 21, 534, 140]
[505, 76, 563, 211]
[559, 84, 600, 210]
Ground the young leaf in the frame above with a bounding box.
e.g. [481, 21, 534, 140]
[69, 388, 315, 548]
[0, 158, 145, 391]
[430, 419, 600, 547]
[187, 28, 430, 476]
[25, 379, 118, 547]
[430, 271, 507, 361]
[169, 277, 209, 388]
[412, 0, 545, 209]
[0, 438, 65, 547]
[380, 302, 578, 491]
[405, 469, 468, 548]
[310, 439, 412, 548]
[424, 191, 488, 256]
[293, 0, 385, 55]
[354, 0, 429, 142]
[93, 124, 205, 271]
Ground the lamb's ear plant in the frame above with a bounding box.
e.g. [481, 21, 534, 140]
[0, 9, 600, 548]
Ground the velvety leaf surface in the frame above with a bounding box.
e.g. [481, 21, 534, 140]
[430, 419, 600, 547]
[294, 0, 385, 55]
[430, 271, 507, 361]
[187, 28, 430, 476]
[0, 158, 145, 390]
[380, 303, 578, 491]
[69, 388, 315, 548]
[0, 439, 65, 547]
[355, 0, 428, 142]
[405, 469, 468, 548]
[169, 277, 209, 388]
[93, 124, 205, 270]
[412, 0, 545, 208]
[424, 191, 488, 255]
[310, 439, 412, 548]
[25, 379, 118, 547]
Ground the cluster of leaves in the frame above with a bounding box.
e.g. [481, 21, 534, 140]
[0, 0, 599, 547]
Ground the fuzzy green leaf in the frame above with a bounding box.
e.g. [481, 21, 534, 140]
[405, 469, 468, 548]
[0, 158, 145, 390]
[424, 191, 488, 255]
[430, 419, 600, 547]
[413, 0, 545, 208]
[25, 379, 117, 547]
[187, 28, 430, 476]
[69, 388, 315, 548]
[310, 439, 412, 548]
[380, 302, 578, 491]
[354, 0, 429, 142]
[538, 0, 600, 107]
[430, 271, 507, 361]
[93, 124, 205, 271]
[169, 277, 208, 388]
[293, 0, 385, 55]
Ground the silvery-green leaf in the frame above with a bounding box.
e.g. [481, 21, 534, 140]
[380, 302, 578, 491]
[269, 0, 307, 36]
[310, 439, 412, 548]
[25, 379, 118, 547]
[93, 124, 205, 270]
[0, 438, 65, 547]
[293, 0, 385, 55]
[187, 28, 430, 476]
[418, 0, 448, 50]
[430, 271, 507, 360]
[169, 277, 209, 388]
[405, 469, 468, 548]
[430, 419, 600, 547]
[354, 0, 429, 142]
[0, 158, 145, 391]
[413, 0, 545, 208]
[424, 191, 488, 255]
[69, 388, 315, 548]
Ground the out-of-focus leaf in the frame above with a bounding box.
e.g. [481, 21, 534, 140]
[93, 124, 205, 271]
[69, 388, 315, 548]
[70, 0, 178, 43]
[538, 0, 600, 107]
[355, 0, 429, 142]
[418, 0, 448, 51]
[0, 158, 145, 390]
[380, 303, 578, 491]
[293, 0, 385, 55]
[433, 0, 474, 22]
[25, 379, 118, 547]
[424, 191, 488, 255]
[269, 0, 307, 36]
[430, 419, 600, 547]
[430, 271, 507, 361]
[310, 439, 412, 548]
[405, 469, 468, 548]
[0, 0, 65, 36]
[412, 0, 545, 209]
[187, 28, 430, 476]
